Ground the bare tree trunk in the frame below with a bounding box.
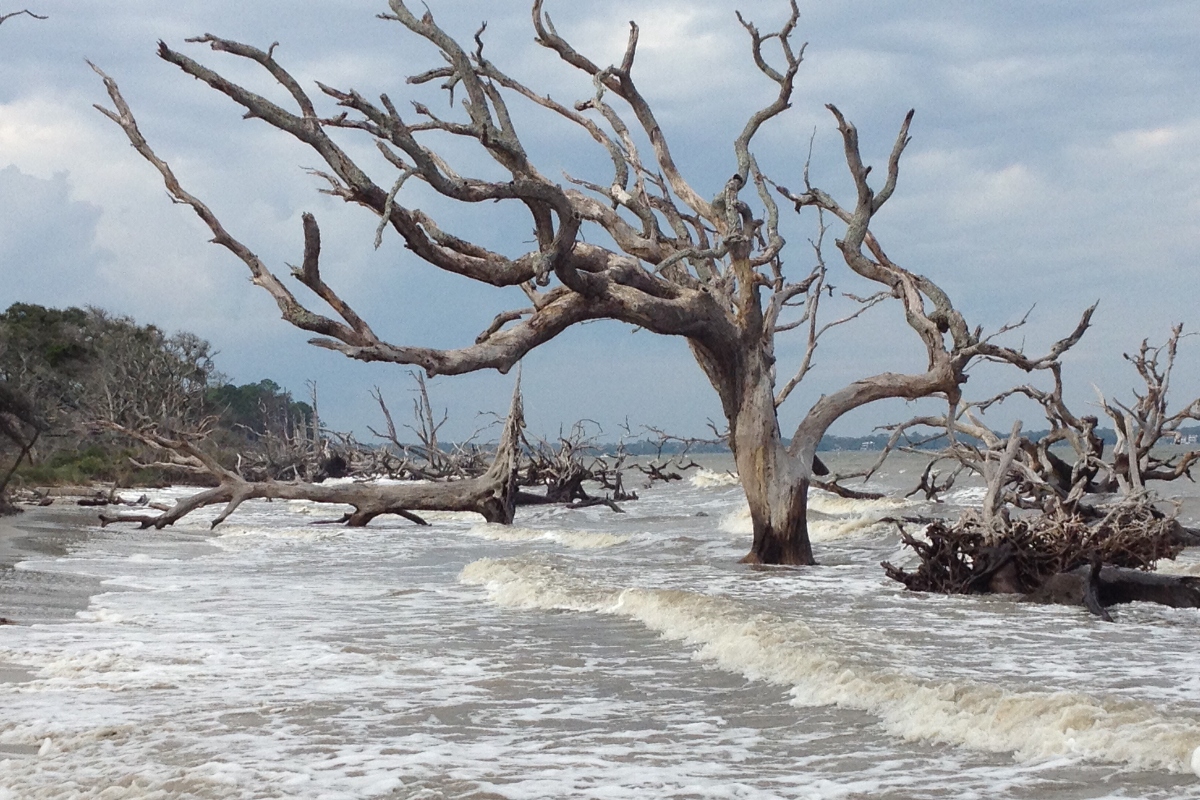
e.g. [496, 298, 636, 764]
[92, 17, 1099, 570]
[714, 348, 815, 567]
[982, 420, 1023, 529]
[739, 462, 812, 566]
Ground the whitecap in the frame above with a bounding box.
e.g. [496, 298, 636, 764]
[690, 469, 741, 488]
[1155, 554, 1200, 576]
[718, 492, 907, 542]
[807, 491, 911, 517]
[468, 523, 629, 549]
[461, 557, 1200, 774]
[718, 505, 752, 536]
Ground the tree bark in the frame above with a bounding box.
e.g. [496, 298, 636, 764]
[1027, 565, 1200, 615]
[718, 347, 815, 566]
[91, 17, 1098, 570]
[739, 465, 812, 566]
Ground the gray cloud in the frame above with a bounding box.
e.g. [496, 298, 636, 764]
[0, 1, 1197, 438]
[0, 166, 109, 305]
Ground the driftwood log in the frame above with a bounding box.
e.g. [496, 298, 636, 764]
[100, 384, 525, 530]
[1029, 563, 1200, 622]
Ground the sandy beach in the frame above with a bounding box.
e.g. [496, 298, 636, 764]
[0, 504, 104, 627]
[0, 504, 105, 762]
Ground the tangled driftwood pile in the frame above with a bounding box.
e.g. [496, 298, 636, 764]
[884, 503, 1183, 594]
[884, 500, 1200, 619]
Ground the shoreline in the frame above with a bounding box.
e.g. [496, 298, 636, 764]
[0, 503, 106, 627]
[0, 504, 109, 762]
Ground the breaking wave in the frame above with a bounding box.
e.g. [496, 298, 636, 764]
[213, 525, 349, 545]
[806, 492, 910, 517]
[717, 505, 752, 536]
[941, 486, 988, 507]
[1155, 556, 1200, 577]
[468, 524, 629, 549]
[689, 469, 741, 488]
[719, 489, 910, 542]
[461, 557, 1200, 774]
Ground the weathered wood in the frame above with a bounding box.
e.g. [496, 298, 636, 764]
[883, 325, 1200, 525]
[565, 496, 625, 513]
[728, 348, 815, 566]
[101, 382, 525, 530]
[513, 489, 624, 513]
[885, 500, 1200, 620]
[1170, 522, 1200, 547]
[1028, 564, 1200, 616]
[76, 498, 110, 507]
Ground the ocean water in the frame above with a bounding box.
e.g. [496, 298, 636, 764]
[1, 452, 1200, 799]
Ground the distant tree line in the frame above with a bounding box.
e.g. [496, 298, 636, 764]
[0, 302, 313, 508]
[0, 302, 715, 519]
[818, 426, 1200, 454]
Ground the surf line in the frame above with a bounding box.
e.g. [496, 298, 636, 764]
[461, 556, 1200, 776]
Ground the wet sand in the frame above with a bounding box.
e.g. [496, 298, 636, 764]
[0, 503, 104, 725]
[0, 504, 105, 627]
[0, 508, 75, 759]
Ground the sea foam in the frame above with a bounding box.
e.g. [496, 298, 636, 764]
[719, 490, 910, 542]
[468, 523, 629, 549]
[461, 556, 1200, 774]
[690, 469, 741, 488]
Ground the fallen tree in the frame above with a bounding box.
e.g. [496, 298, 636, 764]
[884, 507, 1200, 620]
[91, 1, 1097, 565]
[100, 382, 525, 529]
[339, 376, 641, 510]
[885, 504, 1186, 594]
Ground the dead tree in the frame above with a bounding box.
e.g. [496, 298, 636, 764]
[100, 381, 525, 529]
[365, 376, 630, 510]
[80, 312, 217, 446]
[517, 422, 597, 503]
[368, 376, 492, 480]
[883, 507, 1200, 619]
[1094, 325, 1200, 493]
[628, 425, 710, 485]
[881, 327, 1200, 618]
[877, 326, 1200, 518]
[93, 2, 1092, 564]
[0, 381, 44, 514]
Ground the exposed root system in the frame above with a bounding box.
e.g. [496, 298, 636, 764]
[883, 500, 1184, 598]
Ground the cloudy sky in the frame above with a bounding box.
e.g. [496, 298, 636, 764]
[2, 1, 1198, 440]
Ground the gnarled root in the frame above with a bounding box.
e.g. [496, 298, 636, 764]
[883, 499, 1195, 619]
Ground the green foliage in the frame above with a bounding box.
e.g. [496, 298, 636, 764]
[0, 303, 94, 381]
[0, 302, 217, 432]
[0, 302, 314, 487]
[206, 379, 313, 441]
[0, 303, 92, 419]
[12, 442, 163, 486]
